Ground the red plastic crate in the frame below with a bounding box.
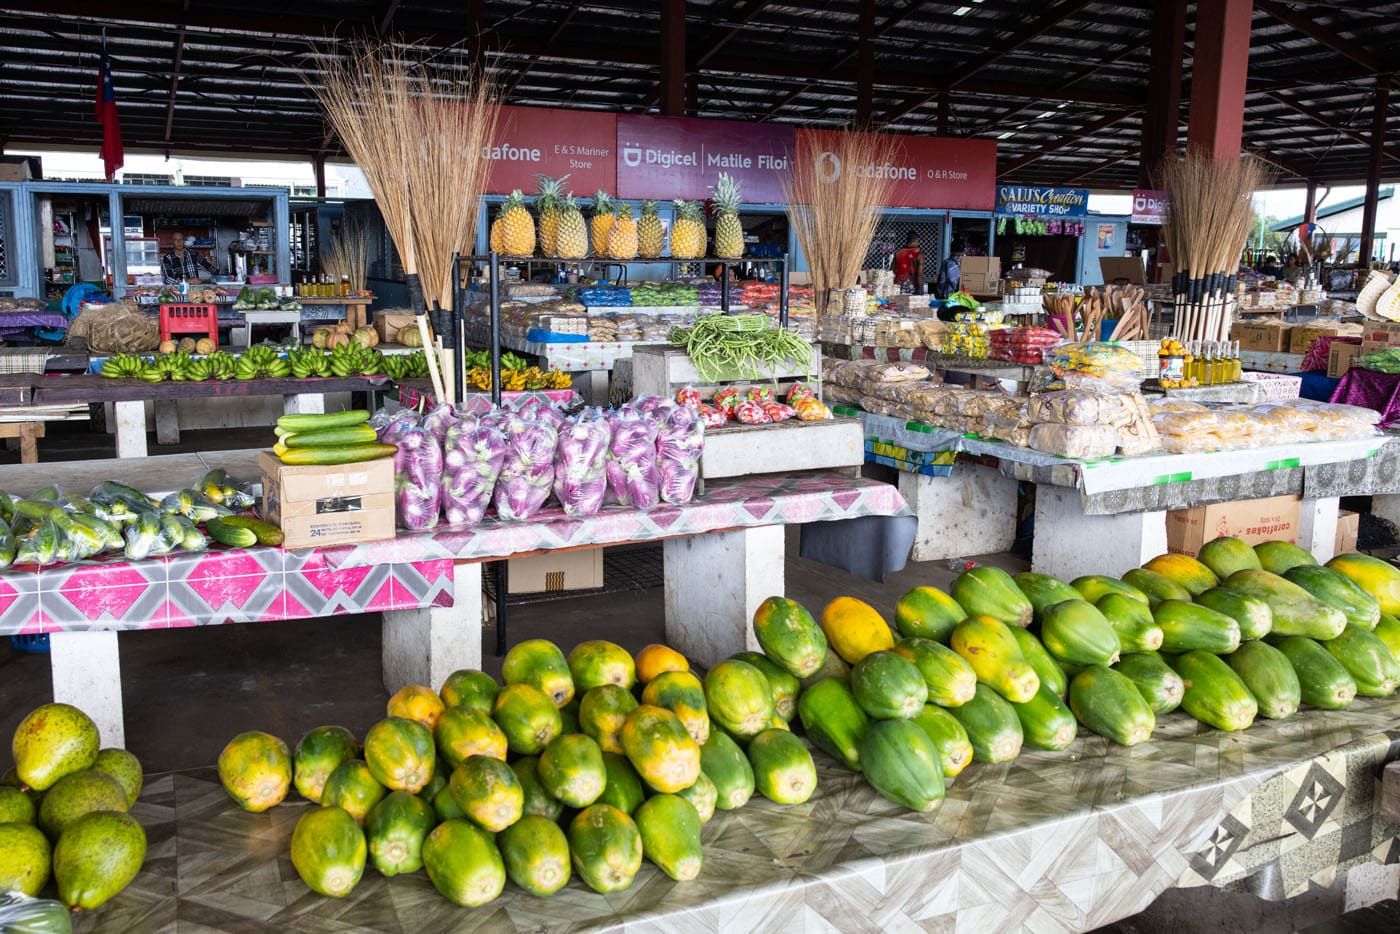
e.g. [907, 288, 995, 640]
[159, 303, 218, 343]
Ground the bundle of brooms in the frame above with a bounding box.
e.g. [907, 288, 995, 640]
[783, 130, 900, 316]
[320, 218, 368, 294]
[1161, 150, 1269, 342]
[312, 42, 499, 403]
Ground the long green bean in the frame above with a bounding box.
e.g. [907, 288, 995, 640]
[669, 314, 811, 382]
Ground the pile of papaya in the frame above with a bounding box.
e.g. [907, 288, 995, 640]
[1, 703, 148, 912]
[215, 635, 817, 906]
[801, 538, 1400, 814]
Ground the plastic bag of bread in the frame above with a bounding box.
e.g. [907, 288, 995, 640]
[1029, 423, 1120, 459]
[1029, 390, 1137, 427]
[1115, 393, 1162, 456]
[872, 380, 934, 403]
[866, 361, 931, 382]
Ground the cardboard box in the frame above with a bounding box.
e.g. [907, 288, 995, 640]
[1334, 509, 1359, 555]
[1166, 494, 1302, 555]
[0, 159, 32, 181]
[960, 257, 1001, 294]
[1288, 322, 1345, 355]
[508, 550, 603, 594]
[1099, 256, 1146, 285]
[259, 451, 395, 549]
[1362, 320, 1400, 353]
[1230, 320, 1291, 353]
[1328, 340, 1362, 378]
[375, 311, 420, 344]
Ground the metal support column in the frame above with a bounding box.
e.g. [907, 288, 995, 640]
[661, 0, 686, 117]
[1304, 179, 1318, 224]
[1360, 80, 1390, 267]
[1186, 0, 1254, 158]
[855, 0, 875, 126]
[1139, 0, 1185, 184]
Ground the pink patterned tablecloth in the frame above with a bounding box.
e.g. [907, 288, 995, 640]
[0, 471, 906, 634]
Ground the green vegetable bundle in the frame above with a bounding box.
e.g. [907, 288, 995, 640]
[668, 314, 811, 382]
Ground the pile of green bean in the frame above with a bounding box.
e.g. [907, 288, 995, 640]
[668, 314, 812, 382]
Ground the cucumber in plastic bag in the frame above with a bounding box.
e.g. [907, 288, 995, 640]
[123, 512, 163, 561]
[16, 518, 60, 566]
[0, 892, 74, 934]
[0, 528, 16, 568]
[0, 490, 15, 524]
[198, 468, 256, 510]
[68, 512, 123, 551]
[50, 513, 103, 560]
[159, 489, 230, 523]
[91, 480, 158, 514]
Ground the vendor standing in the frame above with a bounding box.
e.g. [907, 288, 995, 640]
[892, 231, 923, 293]
[162, 236, 216, 285]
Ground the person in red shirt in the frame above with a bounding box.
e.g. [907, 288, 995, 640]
[892, 231, 923, 293]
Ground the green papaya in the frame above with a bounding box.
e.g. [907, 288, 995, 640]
[568, 804, 643, 894]
[289, 807, 367, 898]
[747, 729, 817, 805]
[502, 638, 575, 707]
[1013, 572, 1084, 620]
[1072, 575, 1149, 605]
[597, 752, 647, 815]
[1196, 536, 1262, 579]
[1010, 627, 1068, 697]
[492, 683, 564, 755]
[322, 759, 386, 825]
[635, 794, 704, 880]
[433, 783, 466, 822]
[1285, 564, 1382, 630]
[795, 677, 868, 771]
[1039, 599, 1121, 667]
[700, 731, 756, 809]
[799, 647, 852, 689]
[1011, 681, 1078, 751]
[363, 717, 435, 794]
[950, 615, 1040, 703]
[423, 819, 507, 906]
[449, 755, 524, 832]
[678, 769, 717, 823]
[499, 814, 571, 897]
[1195, 587, 1273, 641]
[1152, 599, 1241, 654]
[1068, 666, 1155, 746]
[53, 810, 148, 910]
[731, 651, 802, 721]
[951, 566, 1033, 628]
[1322, 624, 1400, 697]
[1226, 569, 1346, 640]
[892, 636, 978, 707]
[703, 660, 776, 739]
[439, 669, 500, 715]
[1142, 553, 1218, 596]
[1254, 540, 1318, 575]
[538, 733, 607, 808]
[859, 718, 946, 812]
[1113, 651, 1184, 714]
[1170, 650, 1258, 730]
[947, 683, 1023, 763]
[752, 596, 829, 678]
[1376, 613, 1400, 659]
[366, 790, 436, 876]
[1121, 568, 1193, 606]
[894, 585, 967, 642]
[851, 649, 929, 717]
[1327, 552, 1400, 616]
[293, 725, 359, 803]
[510, 755, 564, 820]
[1226, 641, 1300, 719]
[1271, 635, 1356, 709]
[1096, 593, 1164, 653]
[910, 705, 973, 778]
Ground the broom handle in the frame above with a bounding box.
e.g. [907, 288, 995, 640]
[416, 313, 447, 404]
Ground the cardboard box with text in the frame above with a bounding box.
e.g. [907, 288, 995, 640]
[1167, 494, 1301, 555]
[508, 550, 604, 594]
[1230, 320, 1291, 354]
[259, 451, 395, 550]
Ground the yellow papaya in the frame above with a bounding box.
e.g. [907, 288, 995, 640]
[820, 596, 895, 664]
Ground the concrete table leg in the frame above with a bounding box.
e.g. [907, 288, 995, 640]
[154, 399, 181, 445]
[898, 464, 1017, 562]
[663, 525, 780, 666]
[1032, 487, 1167, 580]
[1297, 496, 1341, 563]
[581, 370, 609, 406]
[284, 393, 326, 416]
[381, 561, 481, 693]
[113, 400, 147, 459]
[49, 631, 124, 748]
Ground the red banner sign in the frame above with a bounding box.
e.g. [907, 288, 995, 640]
[485, 105, 617, 196]
[792, 130, 996, 211]
[1132, 188, 1168, 225]
[615, 114, 795, 203]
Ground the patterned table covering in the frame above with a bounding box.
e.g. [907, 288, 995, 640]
[73, 696, 1400, 934]
[0, 471, 907, 633]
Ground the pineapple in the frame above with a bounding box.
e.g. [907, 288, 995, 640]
[606, 203, 638, 260]
[637, 199, 664, 258]
[489, 216, 505, 254]
[712, 172, 744, 259]
[534, 174, 567, 257]
[499, 189, 536, 256]
[590, 190, 615, 256]
[670, 199, 706, 259]
[555, 194, 588, 259]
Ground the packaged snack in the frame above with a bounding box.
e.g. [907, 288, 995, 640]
[1028, 423, 1119, 459]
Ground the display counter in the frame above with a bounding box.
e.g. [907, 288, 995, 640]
[71, 694, 1400, 933]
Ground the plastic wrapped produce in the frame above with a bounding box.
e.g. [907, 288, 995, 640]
[376, 408, 424, 444]
[458, 395, 494, 418]
[1028, 423, 1120, 459]
[696, 403, 728, 428]
[656, 404, 705, 504]
[1048, 342, 1143, 391]
[734, 399, 771, 424]
[553, 410, 613, 517]
[605, 409, 661, 509]
[393, 421, 443, 530]
[441, 416, 507, 527]
[495, 415, 560, 520]
[421, 403, 461, 445]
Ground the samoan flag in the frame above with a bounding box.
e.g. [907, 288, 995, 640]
[95, 33, 124, 180]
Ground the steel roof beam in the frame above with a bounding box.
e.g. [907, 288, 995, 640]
[998, 108, 1137, 174]
[1253, 0, 1381, 75]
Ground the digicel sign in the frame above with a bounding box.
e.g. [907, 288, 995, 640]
[794, 129, 996, 211]
[485, 105, 617, 196]
[615, 114, 795, 203]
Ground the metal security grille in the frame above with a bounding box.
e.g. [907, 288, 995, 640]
[865, 216, 944, 283]
[289, 208, 318, 273]
[0, 194, 12, 286]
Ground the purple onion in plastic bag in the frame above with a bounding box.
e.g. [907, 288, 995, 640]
[508, 394, 566, 428]
[441, 416, 507, 527]
[494, 415, 559, 520]
[457, 395, 493, 418]
[605, 409, 660, 509]
[421, 404, 461, 445]
[393, 421, 442, 530]
[377, 408, 422, 444]
[553, 410, 612, 517]
[656, 403, 704, 504]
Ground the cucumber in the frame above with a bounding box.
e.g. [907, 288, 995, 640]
[281, 425, 379, 448]
[1009, 627, 1067, 698]
[1270, 635, 1357, 709]
[1096, 593, 1164, 653]
[1322, 624, 1400, 697]
[946, 683, 1022, 763]
[204, 517, 258, 547]
[1195, 587, 1273, 641]
[1152, 599, 1241, 654]
[277, 443, 397, 466]
[1068, 665, 1155, 746]
[1226, 641, 1300, 719]
[214, 515, 285, 547]
[276, 409, 372, 433]
[1113, 651, 1184, 714]
[1169, 650, 1257, 731]
[1010, 681, 1077, 751]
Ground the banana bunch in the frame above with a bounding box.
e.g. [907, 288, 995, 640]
[547, 369, 571, 389]
[502, 351, 529, 372]
[289, 347, 332, 379]
[380, 354, 411, 380]
[235, 345, 292, 380]
[186, 351, 237, 381]
[327, 343, 385, 377]
[100, 353, 146, 378]
[140, 354, 184, 382]
[404, 351, 429, 378]
[165, 351, 196, 381]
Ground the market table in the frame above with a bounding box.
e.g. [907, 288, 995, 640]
[30, 373, 394, 457]
[0, 453, 908, 747]
[73, 695, 1400, 933]
[853, 408, 1390, 578]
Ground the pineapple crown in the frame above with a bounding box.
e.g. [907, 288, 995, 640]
[593, 190, 614, 214]
[503, 189, 529, 211]
[673, 199, 702, 222]
[561, 193, 580, 212]
[612, 202, 633, 220]
[711, 172, 742, 214]
[640, 199, 659, 216]
[535, 174, 567, 208]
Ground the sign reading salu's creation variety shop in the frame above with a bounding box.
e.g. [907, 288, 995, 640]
[995, 185, 1089, 218]
[1131, 188, 1169, 225]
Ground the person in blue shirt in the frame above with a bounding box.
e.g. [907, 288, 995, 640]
[935, 242, 964, 300]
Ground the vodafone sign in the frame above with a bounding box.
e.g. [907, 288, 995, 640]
[794, 129, 996, 211]
[485, 105, 617, 196]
